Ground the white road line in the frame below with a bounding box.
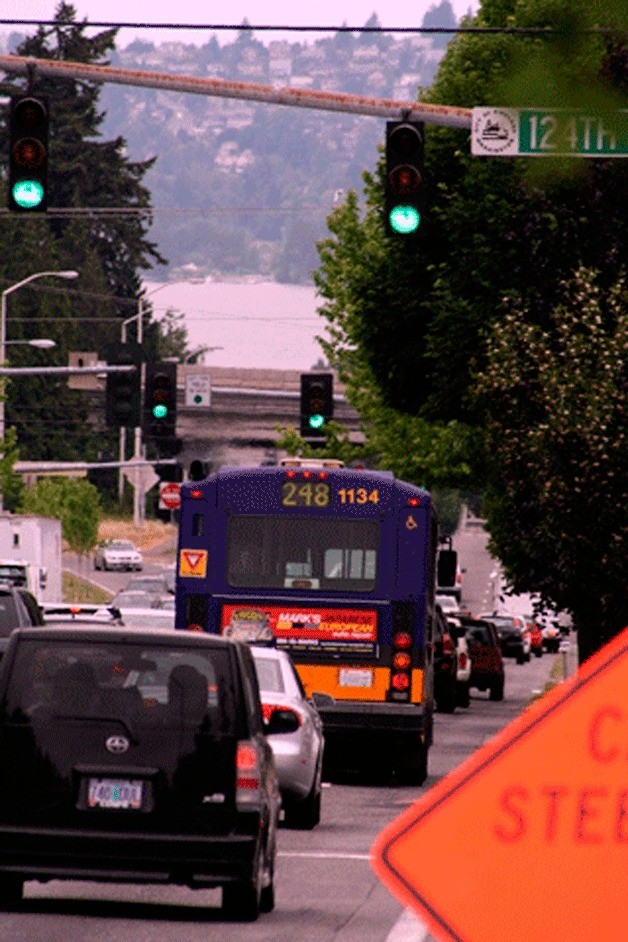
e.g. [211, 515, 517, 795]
[387, 908, 432, 942]
[279, 851, 371, 861]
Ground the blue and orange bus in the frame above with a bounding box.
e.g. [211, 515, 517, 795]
[175, 458, 438, 782]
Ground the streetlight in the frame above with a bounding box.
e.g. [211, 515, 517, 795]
[5, 339, 57, 350]
[118, 282, 171, 504]
[0, 270, 78, 509]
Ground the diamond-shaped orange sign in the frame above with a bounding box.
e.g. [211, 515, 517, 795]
[372, 628, 628, 941]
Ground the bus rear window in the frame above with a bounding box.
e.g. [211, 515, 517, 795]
[227, 515, 379, 591]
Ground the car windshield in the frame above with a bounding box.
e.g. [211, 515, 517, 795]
[109, 541, 135, 551]
[4, 638, 237, 734]
[126, 579, 166, 593]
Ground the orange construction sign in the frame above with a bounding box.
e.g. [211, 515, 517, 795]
[179, 549, 208, 578]
[372, 628, 628, 942]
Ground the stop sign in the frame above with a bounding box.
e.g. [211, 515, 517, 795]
[159, 481, 181, 510]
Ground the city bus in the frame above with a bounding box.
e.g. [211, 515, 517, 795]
[175, 458, 438, 782]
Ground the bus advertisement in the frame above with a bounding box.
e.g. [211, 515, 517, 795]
[175, 458, 438, 783]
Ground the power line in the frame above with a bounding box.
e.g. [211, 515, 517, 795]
[0, 19, 623, 36]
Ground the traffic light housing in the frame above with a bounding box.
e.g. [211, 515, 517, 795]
[8, 95, 49, 212]
[437, 549, 458, 588]
[143, 361, 177, 438]
[300, 373, 333, 438]
[385, 120, 424, 237]
[105, 342, 142, 428]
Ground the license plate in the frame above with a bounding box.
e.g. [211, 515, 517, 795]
[88, 778, 144, 810]
[339, 668, 373, 688]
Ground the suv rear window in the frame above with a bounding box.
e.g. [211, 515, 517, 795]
[4, 639, 239, 735]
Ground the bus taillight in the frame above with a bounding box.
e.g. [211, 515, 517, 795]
[393, 631, 412, 649]
[393, 651, 411, 670]
[391, 672, 410, 691]
[186, 623, 204, 633]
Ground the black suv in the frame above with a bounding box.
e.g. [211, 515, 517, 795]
[460, 617, 505, 702]
[0, 626, 283, 921]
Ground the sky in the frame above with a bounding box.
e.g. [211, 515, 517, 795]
[6, 1, 480, 47]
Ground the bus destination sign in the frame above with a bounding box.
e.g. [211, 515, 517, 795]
[471, 107, 628, 158]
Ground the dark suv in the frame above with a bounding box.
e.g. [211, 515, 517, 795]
[460, 617, 505, 702]
[0, 626, 282, 921]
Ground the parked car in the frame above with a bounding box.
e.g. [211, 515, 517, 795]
[94, 540, 143, 572]
[0, 626, 282, 920]
[433, 604, 458, 713]
[124, 574, 172, 597]
[461, 617, 505, 701]
[251, 645, 324, 830]
[481, 614, 531, 664]
[447, 616, 472, 708]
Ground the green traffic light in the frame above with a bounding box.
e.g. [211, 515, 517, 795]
[389, 205, 421, 235]
[11, 179, 45, 210]
[152, 404, 169, 419]
[308, 414, 325, 430]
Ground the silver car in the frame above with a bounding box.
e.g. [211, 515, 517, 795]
[94, 540, 143, 572]
[251, 645, 324, 830]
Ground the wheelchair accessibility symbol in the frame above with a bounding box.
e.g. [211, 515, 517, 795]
[405, 515, 418, 530]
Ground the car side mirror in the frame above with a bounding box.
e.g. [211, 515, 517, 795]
[264, 708, 300, 735]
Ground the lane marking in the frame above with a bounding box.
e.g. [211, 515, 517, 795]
[279, 851, 371, 861]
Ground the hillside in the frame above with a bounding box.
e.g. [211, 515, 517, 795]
[93, 5, 456, 282]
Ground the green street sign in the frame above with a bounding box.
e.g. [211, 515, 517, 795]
[472, 108, 628, 158]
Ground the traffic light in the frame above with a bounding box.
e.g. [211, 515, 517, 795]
[105, 342, 142, 428]
[300, 373, 333, 438]
[437, 549, 458, 588]
[8, 95, 49, 212]
[385, 120, 424, 237]
[143, 361, 177, 438]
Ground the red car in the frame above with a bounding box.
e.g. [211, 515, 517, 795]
[525, 618, 544, 657]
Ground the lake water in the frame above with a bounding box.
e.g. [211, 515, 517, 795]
[143, 278, 328, 370]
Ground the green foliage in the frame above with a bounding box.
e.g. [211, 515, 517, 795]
[0, 427, 24, 511]
[19, 476, 101, 556]
[476, 268, 627, 661]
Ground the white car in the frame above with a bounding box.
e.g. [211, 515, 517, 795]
[94, 540, 143, 572]
[447, 616, 472, 708]
[251, 645, 325, 830]
[436, 593, 461, 615]
[116, 608, 175, 630]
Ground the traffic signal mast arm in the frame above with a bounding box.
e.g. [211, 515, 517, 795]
[0, 53, 471, 129]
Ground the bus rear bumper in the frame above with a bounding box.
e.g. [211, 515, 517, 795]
[315, 699, 432, 740]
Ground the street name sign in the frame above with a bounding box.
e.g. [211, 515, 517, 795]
[472, 107, 628, 157]
[372, 628, 628, 942]
[185, 374, 211, 407]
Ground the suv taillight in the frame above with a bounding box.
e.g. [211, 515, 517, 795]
[262, 703, 302, 727]
[236, 740, 262, 809]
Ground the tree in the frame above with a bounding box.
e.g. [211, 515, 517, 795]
[19, 476, 101, 557]
[476, 268, 627, 663]
[315, 0, 627, 426]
